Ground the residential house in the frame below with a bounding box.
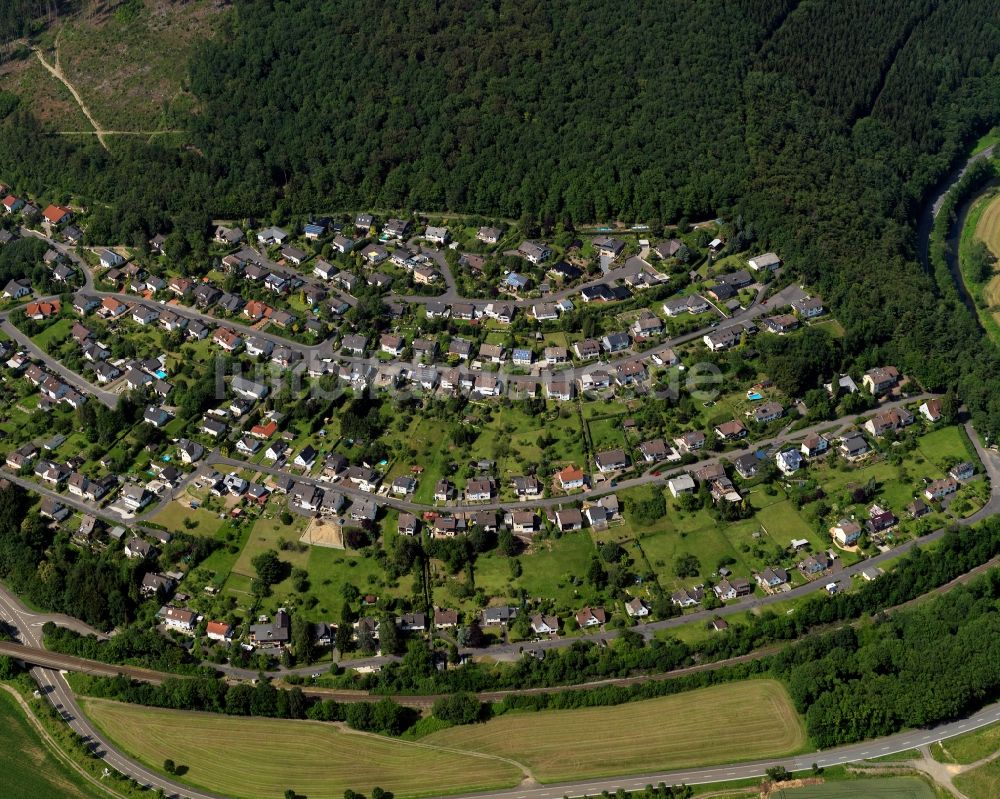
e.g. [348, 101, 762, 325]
[482, 606, 518, 626]
[98, 249, 125, 269]
[638, 438, 671, 462]
[503, 510, 534, 534]
[341, 333, 367, 356]
[776, 449, 802, 475]
[919, 398, 943, 423]
[951, 462, 975, 481]
[864, 407, 914, 437]
[557, 464, 586, 491]
[663, 294, 710, 316]
[714, 577, 752, 601]
[674, 430, 706, 453]
[792, 296, 825, 318]
[212, 328, 242, 352]
[756, 567, 789, 588]
[595, 449, 628, 473]
[631, 313, 663, 338]
[380, 334, 405, 357]
[593, 236, 625, 258]
[3, 278, 31, 299]
[830, 519, 863, 546]
[518, 241, 552, 264]
[668, 474, 696, 497]
[671, 586, 704, 608]
[477, 226, 504, 244]
[397, 513, 419, 536]
[602, 331, 631, 353]
[747, 252, 782, 272]
[752, 402, 784, 424]
[925, 477, 959, 501]
[799, 553, 833, 575]
[800, 433, 829, 458]
[574, 339, 601, 360]
[555, 508, 583, 531]
[840, 432, 870, 460]
[177, 439, 203, 464]
[703, 326, 740, 351]
[615, 360, 647, 385]
[164, 607, 198, 632]
[530, 614, 559, 635]
[862, 366, 901, 396]
[714, 420, 747, 441]
[762, 314, 798, 334]
[257, 226, 289, 245]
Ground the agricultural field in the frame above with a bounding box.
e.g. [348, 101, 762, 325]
[0, 689, 109, 799]
[954, 758, 1000, 799]
[771, 777, 936, 798]
[424, 680, 806, 782]
[976, 192, 1000, 258]
[80, 698, 524, 799]
[961, 190, 1000, 345]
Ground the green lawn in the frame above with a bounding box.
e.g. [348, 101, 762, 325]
[229, 512, 310, 582]
[150, 500, 226, 537]
[465, 532, 599, 612]
[917, 425, 976, 471]
[31, 317, 74, 350]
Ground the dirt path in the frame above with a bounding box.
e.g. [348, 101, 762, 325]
[31, 31, 108, 150]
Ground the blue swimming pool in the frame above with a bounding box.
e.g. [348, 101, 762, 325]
[155, 369, 168, 379]
[747, 391, 763, 401]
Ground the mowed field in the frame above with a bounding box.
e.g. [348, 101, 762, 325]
[974, 194, 1000, 311]
[0, 689, 109, 799]
[80, 698, 524, 799]
[976, 193, 1000, 259]
[772, 777, 935, 798]
[424, 680, 807, 782]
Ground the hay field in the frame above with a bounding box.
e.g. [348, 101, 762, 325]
[975, 193, 1000, 259]
[80, 698, 524, 799]
[424, 679, 806, 782]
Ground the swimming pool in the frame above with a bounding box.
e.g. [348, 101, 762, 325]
[155, 369, 168, 379]
[747, 391, 763, 401]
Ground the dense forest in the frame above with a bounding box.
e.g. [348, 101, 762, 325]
[2, 0, 1000, 435]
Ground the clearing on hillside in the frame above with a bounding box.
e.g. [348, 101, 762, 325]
[80, 698, 524, 799]
[424, 679, 806, 782]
